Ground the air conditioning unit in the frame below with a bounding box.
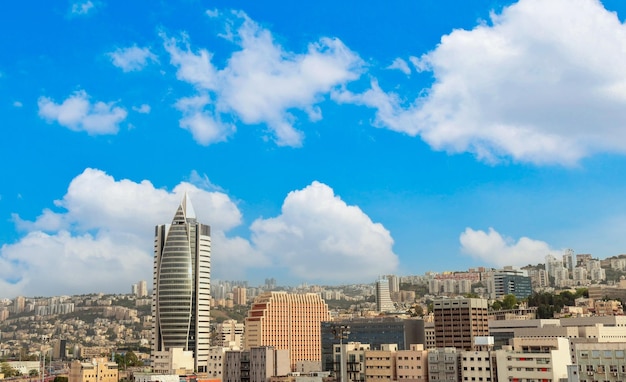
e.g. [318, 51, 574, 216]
[613, 372, 619, 377]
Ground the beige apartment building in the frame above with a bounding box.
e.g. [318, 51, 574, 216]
[572, 342, 626, 382]
[233, 287, 247, 306]
[245, 292, 330, 371]
[460, 350, 494, 382]
[333, 342, 428, 382]
[423, 321, 436, 350]
[427, 347, 459, 382]
[68, 358, 118, 382]
[224, 347, 290, 382]
[396, 344, 428, 382]
[364, 344, 398, 382]
[433, 298, 489, 350]
[215, 319, 245, 349]
[333, 342, 370, 382]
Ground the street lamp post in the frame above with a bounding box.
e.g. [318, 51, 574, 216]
[40, 335, 49, 382]
[331, 325, 350, 382]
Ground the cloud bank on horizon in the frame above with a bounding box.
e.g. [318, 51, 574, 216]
[1, 169, 399, 297]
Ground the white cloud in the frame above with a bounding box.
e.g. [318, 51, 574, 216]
[1, 171, 399, 297]
[3, 168, 264, 297]
[175, 95, 235, 144]
[132, 104, 151, 114]
[71, 0, 95, 15]
[109, 46, 158, 72]
[1, 170, 395, 297]
[459, 227, 561, 267]
[337, 0, 626, 165]
[38, 90, 127, 135]
[387, 58, 411, 75]
[163, 11, 363, 146]
[13, 101, 23, 107]
[251, 181, 398, 283]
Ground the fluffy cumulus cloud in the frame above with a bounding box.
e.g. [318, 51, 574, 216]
[1, 171, 394, 297]
[109, 46, 158, 72]
[163, 11, 364, 146]
[336, 0, 626, 165]
[459, 227, 561, 267]
[174, 95, 235, 145]
[250, 181, 399, 283]
[38, 90, 127, 135]
[3, 168, 264, 297]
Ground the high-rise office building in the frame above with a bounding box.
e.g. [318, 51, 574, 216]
[491, 269, 532, 300]
[433, 297, 489, 350]
[152, 195, 211, 373]
[244, 291, 330, 371]
[375, 278, 394, 312]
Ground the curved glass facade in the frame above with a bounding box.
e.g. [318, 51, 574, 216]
[152, 196, 211, 372]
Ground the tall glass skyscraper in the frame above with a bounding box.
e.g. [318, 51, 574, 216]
[152, 195, 211, 372]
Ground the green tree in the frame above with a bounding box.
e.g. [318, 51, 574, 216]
[1, 362, 19, 378]
[407, 304, 424, 317]
[54, 376, 69, 382]
[501, 294, 518, 310]
[574, 288, 588, 299]
[115, 350, 142, 370]
[29, 369, 40, 377]
[124, 350, 141, 367]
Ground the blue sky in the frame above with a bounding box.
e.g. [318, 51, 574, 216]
[2, 0, 626, 298]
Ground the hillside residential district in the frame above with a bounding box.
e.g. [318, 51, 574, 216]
[2, 198, 626, 382]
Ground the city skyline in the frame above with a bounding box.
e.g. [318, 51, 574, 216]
[3, 0, 626, 298]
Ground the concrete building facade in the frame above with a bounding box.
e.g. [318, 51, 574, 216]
[215, 320, 245, 349]
[224, 347, 290, 382]
[245, 292, 330, 371]
[321, 318, 425, 372]
[493, 337, 571, 382]
[68, 358, 119, 382]
[433, 298, 489, 350]
[376, 279, 395, 313]
[573, 342, 626, 382]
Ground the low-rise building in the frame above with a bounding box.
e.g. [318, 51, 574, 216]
[69, 358, 119, 382]
[493, 337, 570, 382]
[151, 347, 194, 375]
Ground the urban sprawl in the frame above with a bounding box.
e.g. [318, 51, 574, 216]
[1, 197, 626, 382]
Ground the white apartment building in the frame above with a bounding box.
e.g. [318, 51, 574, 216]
[494, 337, 571, 382]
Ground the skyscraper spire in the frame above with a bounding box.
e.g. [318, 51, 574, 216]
[181, 191, 197, 220]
